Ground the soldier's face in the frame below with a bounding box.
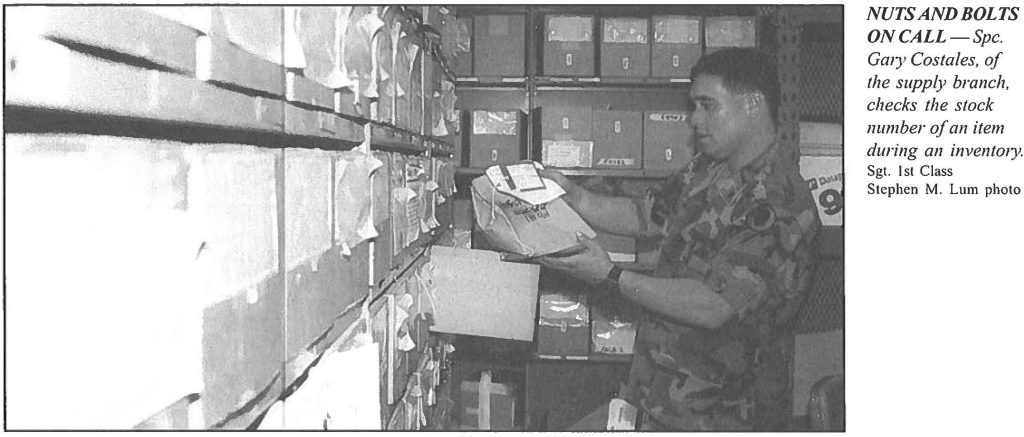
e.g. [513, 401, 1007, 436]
[689, 74, 752, 160]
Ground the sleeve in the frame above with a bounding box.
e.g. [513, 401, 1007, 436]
[634, 166, 690, 236]
[711, 173, 821, 320]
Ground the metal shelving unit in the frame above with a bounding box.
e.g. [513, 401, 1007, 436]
[450, 5, 770, 180]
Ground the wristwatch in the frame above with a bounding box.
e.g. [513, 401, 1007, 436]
[605, 265, 624, 287]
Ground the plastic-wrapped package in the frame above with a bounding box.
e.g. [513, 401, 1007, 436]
[345, 7, 383, 116]
[654, 16, 701, 44]
[591, 307, 637, 355]
[471, 172, 595, 258]
[373, 7, 397, 122]
[536, 293, 590, 357]
[602, 17, 647, 43]
[296, 7, 354, 88]
[440, 78, 458, 123]
[214, 7, 284, 65]
[705, 16, 757, 49]
[547, 15, 592, 42]
[472, 111, 518, 136]
[439, 12, 471, 76]
[389, 153, 409, 254]
[335, 144, 384, 256]
[405, 39, 424, 132]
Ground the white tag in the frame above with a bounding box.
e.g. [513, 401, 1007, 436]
[665, 148, 673, 161]
[562, 117, 569, 130]
[622, 57, 629, 70]
[565, 53, 573, 66]
[672, 55, 680, 67]
[596, 158, 636, 166]
[606, 398, 637, 430]
[614, 120, 621, 133]
[398, 331, 416, 351]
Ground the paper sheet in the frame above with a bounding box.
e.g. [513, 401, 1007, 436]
[484, 163, 566, 205]
[335, 149, 383, 255]
[405, 182, 423, 244]
[322, 342, 382, 429]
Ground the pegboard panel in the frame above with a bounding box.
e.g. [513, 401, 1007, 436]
[760, 6, 802, 165]
[795, 259, 844, 334]
[799, 23, 843, 123]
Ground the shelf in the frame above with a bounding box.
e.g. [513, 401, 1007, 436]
[369, 123, 456, 156]
[456, 76, 529, 88]
[534, 76, 691, 90]
[5, 37, 373, 148]
[559, 168, 674, 178]
[456, 167, 674, 179]
[533, 353, 633, 363]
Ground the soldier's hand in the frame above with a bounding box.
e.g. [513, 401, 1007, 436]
[538, 232, 614, 284]
[538, 168, 578, 196]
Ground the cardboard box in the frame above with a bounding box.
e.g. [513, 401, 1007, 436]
[537, 293, 590, 358]
[543, 15, 595, 76]
[643, 111, 696, 170]
[541, 106, 592, 140]
[705, 16, 757, 54]
[591, 306, 637, 356]
[474, 14, 526, 77]
[459, 371, 516, 430]
[429, 248, 540, 341]
[600, 17, 650, 78]
[652, 16, 702, 78]
[594, 232, 636, 263]
[468, 110, 524, 167]
[593, 110, 641, 169]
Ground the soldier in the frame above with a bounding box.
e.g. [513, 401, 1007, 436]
[539, 48, 819, 430]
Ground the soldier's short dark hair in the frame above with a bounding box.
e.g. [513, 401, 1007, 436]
[691, 48, 781, 124]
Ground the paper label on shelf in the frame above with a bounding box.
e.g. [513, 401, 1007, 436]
[596, 158, 636, 167]
[542, 140, 593, 168]
[648, 112, 689, 123]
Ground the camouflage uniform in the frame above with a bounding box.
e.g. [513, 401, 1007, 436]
[624, 144, 819, 431]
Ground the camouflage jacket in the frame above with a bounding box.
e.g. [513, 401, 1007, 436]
[625, 145, 820, 430]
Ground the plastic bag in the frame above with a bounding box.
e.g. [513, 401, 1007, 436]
[470, 174, 595, 258]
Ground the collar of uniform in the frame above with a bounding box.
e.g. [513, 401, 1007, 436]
[739, 139, 780, 186]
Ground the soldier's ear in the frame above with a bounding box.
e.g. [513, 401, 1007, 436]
[744, 92, 765, 115]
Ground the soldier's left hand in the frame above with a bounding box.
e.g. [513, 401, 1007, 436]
[538, 232, 615, 284]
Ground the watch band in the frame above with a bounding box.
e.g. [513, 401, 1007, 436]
[605, 265, 624, 286]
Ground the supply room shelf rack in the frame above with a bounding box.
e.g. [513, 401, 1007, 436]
[450, 4, 769, 180]
[5, 5, 460, 430]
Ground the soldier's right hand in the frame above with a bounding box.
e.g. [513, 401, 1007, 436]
[539, 168, 577, 196]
